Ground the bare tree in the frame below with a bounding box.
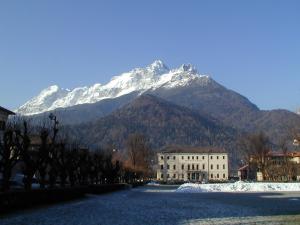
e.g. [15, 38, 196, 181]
[239, 132, 270, 180]
[250, 132, 270, 179]
[47, 113, 59, 188]
[65, 143, 80, 186]
[238, 134, 255, 180]
[16, 120, 36, 190]
[126, 133, 153, 180]
[36, 126, 51, 188]
[0, 126, 21, 191]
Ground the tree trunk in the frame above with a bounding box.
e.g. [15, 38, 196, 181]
[1, 167, 12, 191]
[39, 170, 46, 189]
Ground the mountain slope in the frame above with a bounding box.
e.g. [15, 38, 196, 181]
[253, 110, 300, 142]
[29, 92, 139, 125]
[148, 79, 260, 130]
[70, 95, 237, 152]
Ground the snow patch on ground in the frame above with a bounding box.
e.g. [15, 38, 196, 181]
[146, 181, 160, 186]
[176, 181, 300, 193]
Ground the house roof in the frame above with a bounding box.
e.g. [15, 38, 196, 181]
[0, 106, 15, 115]
[266, 151, 300, 157]
[288, 152, 300, 157]
[160, 145, 227, 154]
[267, 152, 285, 157]
[238, 164, 249, 171]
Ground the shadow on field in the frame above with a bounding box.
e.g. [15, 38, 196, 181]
[1, 186, 300, 225]
[135, 186, 300, 224]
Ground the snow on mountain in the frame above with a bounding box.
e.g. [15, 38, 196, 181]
[17, 60, 211, 115]
[297, 109, 300, 115]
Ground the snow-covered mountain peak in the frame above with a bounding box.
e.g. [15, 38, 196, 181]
[146, 60, 169, 74]
[17, 61, 213, 115]
[178, 63, 197, 74]
[38, 85, 61, 97]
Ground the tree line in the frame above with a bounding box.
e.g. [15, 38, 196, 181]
[0, 115, 154, 192]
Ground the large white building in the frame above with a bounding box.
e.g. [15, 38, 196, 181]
[157, 146, 229, 182]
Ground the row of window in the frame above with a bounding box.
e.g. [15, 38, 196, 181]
[210, 173, 226, 179]
[160, 173, 226, 179]
[160, 155, 226, 161]
[160, 164, 226, 170]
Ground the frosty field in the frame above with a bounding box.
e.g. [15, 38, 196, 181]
[1, 185, 300, 225]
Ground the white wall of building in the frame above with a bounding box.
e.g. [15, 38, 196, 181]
[157, 152, 229, 182]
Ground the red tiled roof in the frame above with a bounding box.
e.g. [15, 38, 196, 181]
[266, 151, 300, 157]
[238, 165, 249, 171]
[267, 152, 285, 157]
[288, 152, 300, 157]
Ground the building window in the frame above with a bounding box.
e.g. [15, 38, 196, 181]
[211, 174, 213, 178]
[182, 174, 184, 179]
[182, 164, 184, 170]
[196, 164, 199, 170]
[202, 156, 205, 160]
[188, 173, 191, 180]
[202, 164, 205, 170]
[173, 174, 176, 179]
[192, 164, 195, 170]
[188, 156, 190, 160]
[161, 174, 163, 179]
[217, 164, 219, 170]
[192, 156, 194, 160]
[210, 156, 213, 160]
[217, 156, 219, 160]
[182, 156, 184, 160]
[167, 174, 170, 178]
[196, 156, 199, 160]
[173, 165, 176, 170]
[167, 156, 170, 160]
[188, 164, 190, 170]
[167, 164, 170, 169]
[217, 174, 219, 178]
[173, 156, 176, 160]
[161, 156, 163, 160]
[161, 165, 163, 170]
[223, 174, 226, 178]
[223, 164, 225, 169]
[223, 156, 225, 160]
[211, 164, 213, 170]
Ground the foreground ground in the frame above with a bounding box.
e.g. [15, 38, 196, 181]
[1, 185, 300, 225]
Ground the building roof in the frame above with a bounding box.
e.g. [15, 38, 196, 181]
[0, 106, 15, 115]
[160, 145, 227, 154]
[266, 151, 300, 157]
[267, 152, 285, 157]
[238, 164, 249, 171]
[288, 152, 300, 157]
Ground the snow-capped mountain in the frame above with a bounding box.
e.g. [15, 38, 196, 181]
[297, 109, 300, 115]
[17, 60, 212, 115]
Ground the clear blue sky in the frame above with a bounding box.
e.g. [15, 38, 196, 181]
[0, 0, 299, 111]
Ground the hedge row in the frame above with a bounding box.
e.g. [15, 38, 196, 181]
[0, 184, 130, 214]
